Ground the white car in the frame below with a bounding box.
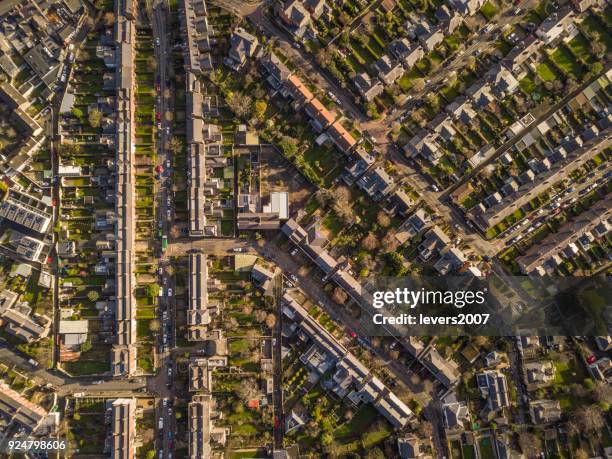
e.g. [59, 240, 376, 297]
[167, 288, 173, 297]
[290, 274, 298, 282]
[232, 247, 244, 253]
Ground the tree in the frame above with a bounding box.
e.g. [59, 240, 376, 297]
[472, 336, 490, 348]
[237, 378, 259, 403]
[573, 405, 605, 435]
[381, 233, 399, 253]
[565, 419, 580, 438]
[227, 91, 253, 119]
[80, 341, 92, 353]
[593, 382, 612, 405]
[88, 108, 102, 128]
[168, 136, 183, 156]
[103, 12, 115, 26]
[417, 421, 433, 438]
[149, 319, 161, 333]
[147, 56, 158, 71]
[412, 78, 425, 92]
[377, 211, 391, 228]
[144, 283, 160, 298]
[591, 41, 606, 58]
[315, 189, 333, 207]
[255, 310, 267, 323]
[332, 287, 348, 305]
[518, 431, 542, 457]
[278, 135, 299, 158]
[315, 48, 332, 66]
[253, 100, 267, 121]
[335, 186, 351, 204]
[265, 313, 276, 329]
[575, 449, 589, 459]
[87, 290, 99, 302]
[361, 232, 378, 250]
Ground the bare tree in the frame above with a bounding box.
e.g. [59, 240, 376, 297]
[381, 233, 399, 253]
[377, 211, 391, 228]
[265, 313, 276, 329]
[332, 287, 348, 305]
[593, 383, 612, 405]
[518, 431, 542, 457]
[417, 421, 433, 438]
[472, 336, 490, 348]
[147, 56, 158, 71]
[412, 78, 425, 92]
[335, 186, 351, 204]
[227, 91, 253, 120]
[361, 232, 378, 250]
[255, 310, 267, 323]
[565, 420, 580, 439]
[103, 12, 115, 26]
[575, 449, 589, 459]
[168, 136, 182, 156]
[573, 405, 605, 435]
[237, 378, 259, 403]
[315, 189, 333, 207]
[149, 319, 161, 333]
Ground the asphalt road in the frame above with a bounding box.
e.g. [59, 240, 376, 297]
[152, 1, 178, 457]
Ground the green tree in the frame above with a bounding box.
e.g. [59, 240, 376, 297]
[87, 290, 99, 302]
[145, 283, 160, 298]
[88, 108, 102, 128]
[278, 136, 298, 158]
[253, 100, 267, 121]
[149, 319, 161, 333]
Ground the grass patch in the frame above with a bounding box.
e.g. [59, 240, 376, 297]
[550, 46, 583, 78]
[479, 1, 498, 20]
[536, 62, 557, 82]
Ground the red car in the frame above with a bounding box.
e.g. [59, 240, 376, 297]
[156, 83, 161, 92]
[156, 112, 161, 121]
[347, 328, 357, 338]
[587, 355, 597, 364]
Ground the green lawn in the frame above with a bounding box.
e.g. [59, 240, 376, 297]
[567, 34, 596, 63]
[582, 14, 612, 52]
[479, 0, 498, 20]
[536, 62, 557, 82]
[550, 46, 583, 78]
[333, 404, 378, 440]
[64, 359, 109, 375]
[520, 75, 537, 94]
